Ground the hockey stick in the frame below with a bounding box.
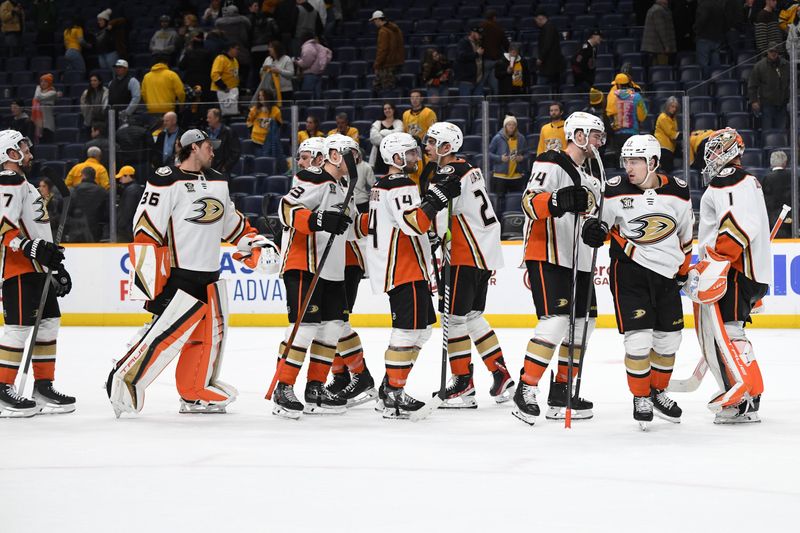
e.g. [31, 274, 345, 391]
[564, 207, 582, 429]
[265, 151, 359, 400]
[668, 204, 790, 393]
[16, 172, 71, 396]
[417, 161, 443, 289]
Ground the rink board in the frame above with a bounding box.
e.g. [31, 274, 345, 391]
[3, 241, 800, 327]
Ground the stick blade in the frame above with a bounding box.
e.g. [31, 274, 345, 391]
[410, 395, 443, 422]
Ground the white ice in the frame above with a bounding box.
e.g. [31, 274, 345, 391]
[3, 326, 799, 532]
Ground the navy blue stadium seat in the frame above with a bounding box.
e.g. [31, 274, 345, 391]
[763, 131, 789, 148]
[649, 66, 673, 83]
[230, 175, 257, 195]
[460, 135, 482, 154]
[229, 122, 249, 140]
[741, 149, 763, 168]
[253, 157, 277, 175]
[35, 144, 58, 161]
[689, 97, 714, 114]
[62, 144, 84, 160]
[680, 66, 703, 83]
[714, 80, 741, 97]
[725, 112, 751, 131]
[55, 128, 79, 143]
[241, 195, 264, 216]
[717, 96, 745, 113]
[336, 47, 358, 61]
[738, 130, 756, 148]
[692, 113, 717, 130]
[262, 175, 290, 195]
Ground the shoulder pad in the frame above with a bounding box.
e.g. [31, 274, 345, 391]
[659, 174, 691, 200]
[155, 166, 172, 176]
[604, 174, 640, 197]
[375, 173, 416, 190]
[709, 166, 747, 188]
[148, 166, 178, 186]
[0, 169, 24, 186]
[536, 150, 561, 163]
[606, 175, 623, 187]
[295, 167, 334, 184]
[203, 168, 227, 181]
[448, 159, 473, 175]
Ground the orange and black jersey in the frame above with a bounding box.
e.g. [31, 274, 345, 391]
[601, 173, 694, 279]
[133, 165, 252, 273]
[0, 170, 54, 280]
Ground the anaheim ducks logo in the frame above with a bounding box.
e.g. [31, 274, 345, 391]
[186, 197, 224, 224]
[632, 309, 647, 319]
[626, 213, 677, 244]
[556, 298, 569, 308]
[32, 196, 49, 223]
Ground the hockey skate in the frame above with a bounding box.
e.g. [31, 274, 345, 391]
[489, 360, 515, 404]
[375, 375, 388, 412]
[179, 380, 238, 413]
[0, 384, 38, 418]
[32, 380, 76, 415]
[382, 384, 424, 419]
[634, 395, 654, 431]
[651, 388, 681, 423]
[714, 395, 761, 424]
[338, 368, 378, 408]
[545, 372, 593, 420]
[324, 370, 351, 397]
[272, 382, 303, 420]
[439, 364, 477, 409]
[303, 381, 347, 415]
[511, 379, 540, 426]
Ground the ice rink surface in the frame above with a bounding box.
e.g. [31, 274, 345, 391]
[3, 326, 799, 532]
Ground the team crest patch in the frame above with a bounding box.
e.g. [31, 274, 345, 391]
[439, 165, 455, 174]
[155, 166, 172, 176]
[556, 298, 569, 308]
[607, 175, 622, 186]
[718, 167, 736, 177]
[185, 182, 195, 193]
[674, 177, 688, 188]
[621, 197, 634, 209]
[0, 170, 15, 175]
[632, 309, 647, 319]
[306, 166, 322, 174]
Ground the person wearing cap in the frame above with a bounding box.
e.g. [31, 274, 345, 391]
[370, 10, 405, 95]
[211, 42, 241, 117]
[583, 88, 605, 118]
[455, 26, 485, 96]
[495, 41, 529, 96]
[748, 41, 789, 130]
[66, 146, 110, 190]
[605, 72, 647, 152]
[489, 115, 529, 212]
[63, 17, 87, 72]
[641, 0, 676, 66]
[71, 166, 108, 242]
[114, 165, 144, 242]
[150, 14, 179, 59]
[94, 8, 127, 70]
[108, 59, 142, 122]
[655, 96, 681, 172]
[572, 29, 602, 92]
[536, 102, 567, 155]
[534, 9, 564, 91]
[215, 4, 253, 85]
[142, 55, 186, 117]
[32, 73, 60, 144]
[206, 107, 241, 176]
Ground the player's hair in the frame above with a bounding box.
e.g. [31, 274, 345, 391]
[409, 88, 424, 98]
[176, 142, 198, 162]
[770, 150, 788, 168]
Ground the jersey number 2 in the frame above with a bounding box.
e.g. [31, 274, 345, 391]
[473, 190, 497, 226]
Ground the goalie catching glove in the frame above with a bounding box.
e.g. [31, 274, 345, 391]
[686, 246, 731, 304]
[232, 233, 281, 274]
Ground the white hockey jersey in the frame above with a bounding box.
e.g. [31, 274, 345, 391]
[358, 172, 432, 294]
[601, 173, 694, 279]
[0, 170, 54, 279]
[521, 150, 601, 272]
[697, 166, 772, 284]
[430, 159, 504, 270]
[132, 165, 252, 273]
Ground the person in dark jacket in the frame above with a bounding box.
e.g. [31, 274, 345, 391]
[694, 0, 726, 74]
[480, 9, 509, 95]
[115, 114, 150, 173]
[107, 59, 141, 122]
[370, 10, 405, 96]
[115, 165, 144, 242]
[9, 100, 36, 140]
[206, 107, 241, 177]
[495, 42, 530, 95]
[455, 26, 485, 96]
[748, 43, 790, 130]
[761, 150, 792, 237]
[641, 0, 677, 65]
[248, 0, 280, 88]
[71, 166, 109, 242]
[535, 10, 564, 91]
[572, 29, 602, 92]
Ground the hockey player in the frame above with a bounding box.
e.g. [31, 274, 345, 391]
[0, 130, 74, 417]
[421, 122, 514, 408]
[272, 133, 359, 418]
[296, 137, 325, 171]
[361, 132, 460, 418]
[512, 111, 605, 426]
[688, 127, 770, 424]
[107, 129, 276, 416]
[581, 135, 693, 429]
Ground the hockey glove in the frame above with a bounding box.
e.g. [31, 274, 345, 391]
[18, 238, 65, 270]
[309, 209, 351, 235]
[420, 177, 461, 218]
[581, 218, 608, 248]
[675, 273, 688, 287]
[549, 185, 589, 217]
[51, 266, 72, 297]
[216, 79, 228, 91]
[233, 233, 281, 272]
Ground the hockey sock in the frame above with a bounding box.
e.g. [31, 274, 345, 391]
[0, 325, 27, 384]
[625, 353, 651, 396]
[276, 341, 309, 386]
[556, 344, 583, 383]
[31, 318, 58, 382]
[331, 354, 347, 375]
[466, 314, 504, 372]
[338, 331, 366, 374]
[649, 350, 675, 390]
[385, 346, 415, 387]
[447, 317, 471, 375]
[308, 340, 336, 383]
[522, 337, 556, 386]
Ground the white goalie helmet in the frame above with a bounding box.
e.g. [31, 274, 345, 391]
[423, 121, 463, 155]
[702, 127, 745, 184]
[620, 134, 661, 169]
[324, 133, 359, 163]
[564, 111, 606, 147]
[380, 132, 419, 169]
[0, 129, 32, 165]
[297, 137, 326, 159]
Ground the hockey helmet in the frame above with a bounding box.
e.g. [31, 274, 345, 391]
[702, 127, 745, 184]
[423, 122, 463, 156]
[324, 134, 359, 163]
[564, 111, 606, 148]
[380, 132, 420, 170]
[620, 134, 661, 169]
[0, 130, 32, 165]
[297, 137, 326, 159]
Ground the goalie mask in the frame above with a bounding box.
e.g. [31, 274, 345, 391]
[702, 127, 744, 185]
[0, 129, 33, 165]
[423, 122, 463, 158]
[380, 132, 420, 171]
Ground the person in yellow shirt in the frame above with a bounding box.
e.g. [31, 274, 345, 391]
[211, 43, 241, 117]
[327, 112, 359, 143]
[65, 147, 110, 190]
[689, 129, 714, 170]
[141, 57, 186, 116]
[298, 115, 324, 144]
[536, 102, 567, 154]
[402, 89, 437, 183]
[247, 89, 283, 158]
[63, 18, 86, 72]
[654, 96, 680, 172]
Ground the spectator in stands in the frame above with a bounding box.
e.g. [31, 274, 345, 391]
[754, 0, 785, 55]
[179, 31, 213, 106]
[115, 114, 150, 171]
[403, 89, 437, 145]
[66, 146, 110, 190]
[33, 0, 58, 56]
[142, 56, 186, 118]
[108, 59, 141, 123]
[536, 102, 567, 155]
[583, 88, 605, 118]
[80, 74, 109, 134]
[85, 122, 111, 169]
[421, 48, 451, 104]
[206, 107, 241, 177]
[94, 9, 126, 70]
[151, 111, 182, 169]
[211, 43, 241, 117]
[489, 115, 529, 212]
[9, 100, 35, 140]
[353, 148, 376, 213]
[762, 150, 792, 237]
[216, 4, 252, 85]
[370, 10, 405, 96]
[535, 9, 564, 91]
[689, 129, 715, 171]
[480, 10, 509, 95]
[150, 15, 180, 61]
[249, 1, 280, 87]
[641, 0, 677, 66]
[247, 89, 283, 158]
[295, 32, 331, 101]
[72, 166, 108, 242]
[495, 42, 530, 96]
[724, 0, 745, 57]
[673, 0, 698, 51]
[38, 177, 62, 235]
[256, 41, 294, 102]
[179, 13, 201, 49]
[202, 0, 223, 28]
[455, 26, 485, 97]
[328, 112, 359, 142]
[115, 165, 144, 242]
[0, 0, 23, 57]
[572, 29, 602, 92]
[63, 18, 87, 72]
[606, 73, 648, 152]
[32, 73, 59, 144]
[369, 102, 404, 174]
[298, 115, 324, 143]
[294, 0, 324, 56]
[694, 0, 726, 74]
[655, 96, 681, 172]
[748, 41, 789, 130]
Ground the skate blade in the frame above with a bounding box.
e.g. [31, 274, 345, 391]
[345, 388, 378, 408]
[382, 407, 411, 420]
[0, 406, 39, 418]
[545, 406, 593, 420]
[714, 412, 761, 425]
[653, 410, 681, 424]
[303, 403, 346, 415]
[374, 399, 385, 412]
[438, 396, 478, 409]
[179, 402, 227, 414]
[638, 421, 649, 431]
[409, 397, 439, 422]
[511, 408, 537, 426]
[492, 384, 516, 404]
[272, 405, 302, 420]
[35, 403, 77, 415]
